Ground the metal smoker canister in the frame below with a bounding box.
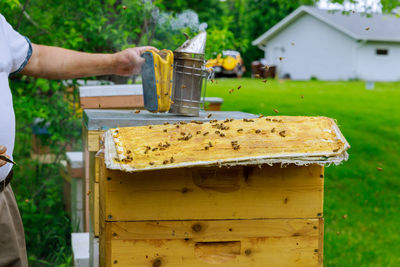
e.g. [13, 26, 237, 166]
[169, 52, 208, 116]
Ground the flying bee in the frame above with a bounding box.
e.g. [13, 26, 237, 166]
[237, 85, 241, 90]
[149, 162, 154, 166]
[273, 109, 279, 113]
[365, 27, 370, 31]
[279, 57, 284, 61]
[207, 114, 212, 118]
[135, 110, 140, 113]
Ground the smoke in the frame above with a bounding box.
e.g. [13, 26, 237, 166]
[157, 10, 208, 32]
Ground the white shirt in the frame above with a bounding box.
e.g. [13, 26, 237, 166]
[0, 14, 32, 182]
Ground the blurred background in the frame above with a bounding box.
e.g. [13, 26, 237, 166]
[1, 0, 400, 266]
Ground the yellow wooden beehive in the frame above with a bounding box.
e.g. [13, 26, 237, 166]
[96, 116, 349, 266]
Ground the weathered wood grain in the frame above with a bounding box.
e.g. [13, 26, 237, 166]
[100, 161, 324, 221]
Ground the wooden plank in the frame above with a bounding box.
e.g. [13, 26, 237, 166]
[101, 161, 324, 221]
[87, 130, 103, 152]
[102, 219, 320, 266]
[94, 183, 99, 237]
[110, 219, 319, 241]
[89, 156, 101, 237]
[318, 218, 324, 267]
[80, 95, 144, 109]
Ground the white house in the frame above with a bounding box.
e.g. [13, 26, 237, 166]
[252, 6, 400, 81]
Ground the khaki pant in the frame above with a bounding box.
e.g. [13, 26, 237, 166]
[0, 184, 28, 267]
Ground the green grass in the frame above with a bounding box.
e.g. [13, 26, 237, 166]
[206, 78, 400, 266]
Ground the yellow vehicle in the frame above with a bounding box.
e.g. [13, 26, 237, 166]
[206, 50, 245, 77]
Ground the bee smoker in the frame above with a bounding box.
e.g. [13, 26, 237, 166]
[169, 32, 212, 116]
[141, 32, 212, 116]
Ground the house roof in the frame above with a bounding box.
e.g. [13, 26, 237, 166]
[252, 6, 400, 47]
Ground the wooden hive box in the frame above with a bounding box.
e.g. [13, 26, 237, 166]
[95, 115, 349, 267]
[83, 110, 262, 263]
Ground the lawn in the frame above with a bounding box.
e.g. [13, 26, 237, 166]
[206, 78, 400, 266]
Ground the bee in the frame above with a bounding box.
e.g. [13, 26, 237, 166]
[262, 79, 267, 83]
[127, 150, 132, 154]
[159, 147, 166, 151]
[271, 128, 276, 133]
[258, 114, 264, 118]
[209, 141, 213, 147]
[255, 129, 261, 134]
[301, 95, 304, 99]
[215, 130, 220, 134]
[279, 130, 286, 137]
[163, 160, 169, 165]
[163, 129, 168, 132]
[149, 162, 155, 166]
[148, 126, 153, 129]
[229, 89, 234, 94]
[377, 167, 383, 171]
[181, 84, 186, 88]
[164, 122, 170, 125]
[220, 133, 225, 137]
[210, 79, 214, 83]
[196, 131, 201, 135]
[273, 109, 279, 113]
[243, 118, 254, 122]
[207, 114, 212, 118]
[203, 132, 209, 136]
[254, 74, 260, 78]
[237, 85, 241, 90]
[180, 132, 186, 136]
[204, 146, 209, 150]
[122, 5, 127, 10]
[176, 125, 180, 128]
[365, 27, 370, 31]
[279, 57, 284, 61]
[232, 144, 240, 150]
[135, 110, 141, 113]
[291, 42, 295, 46]
[265, 118, 272, 121]
[145, 146, 151, 149]
[152, 147, 158, 151]
[333, 148, 340, 152]
[170, 157, 175, 163]
[224, 119, 230, 123]
[262, 65, 269, 70]
[237, 128, 243, 132]
[192, 120, 203, 124]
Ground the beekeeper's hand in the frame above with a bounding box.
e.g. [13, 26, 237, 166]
[112, 46, 159, 76]
[0, 145, 9, 167]
[21, 44, 158, 79]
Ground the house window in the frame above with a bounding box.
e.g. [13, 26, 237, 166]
[376, 49, 388, 56]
